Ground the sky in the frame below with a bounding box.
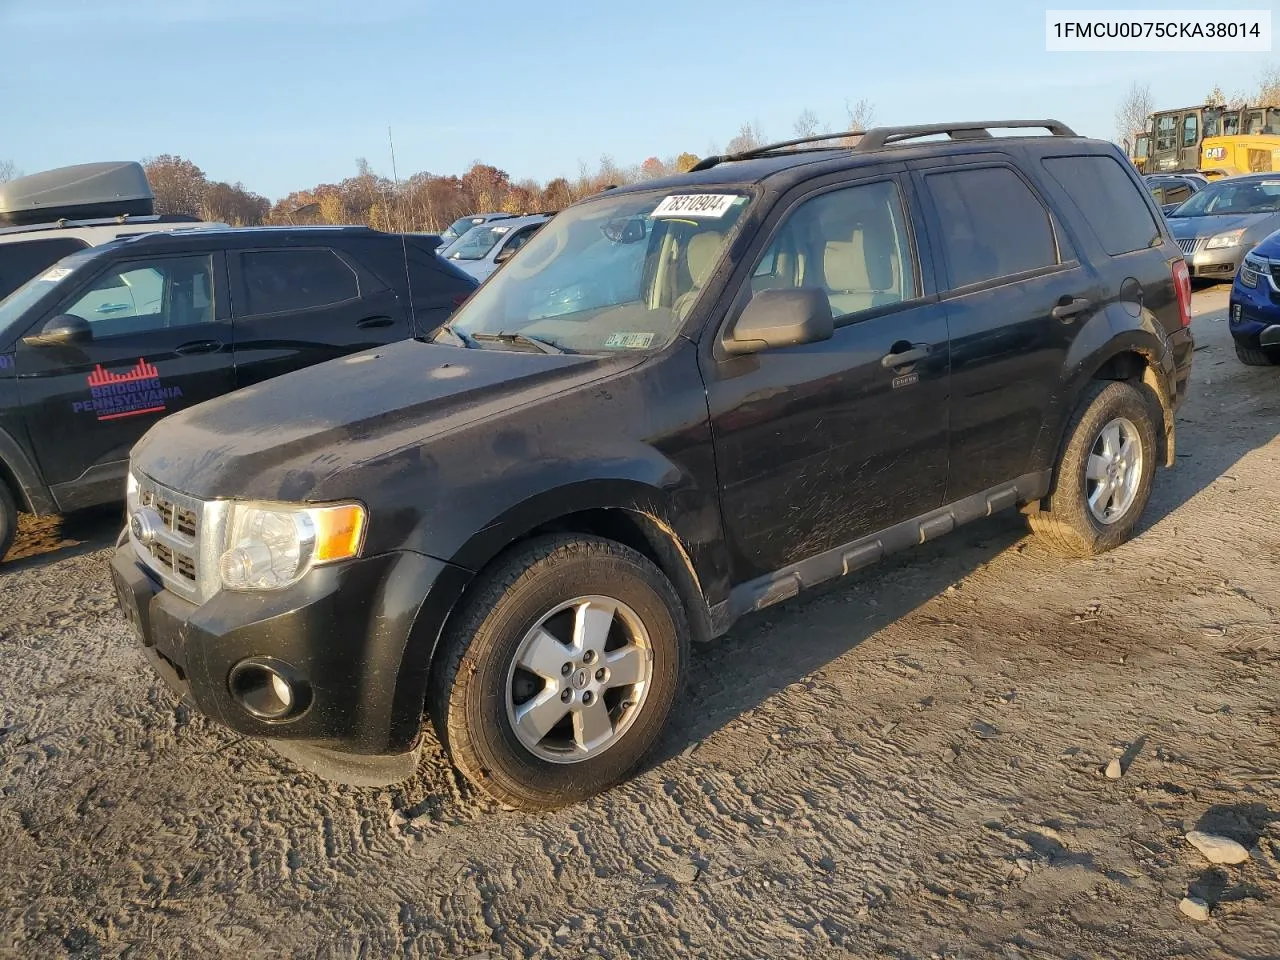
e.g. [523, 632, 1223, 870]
[2, 0, 1278, 200]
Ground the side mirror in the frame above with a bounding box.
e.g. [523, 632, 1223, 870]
[723, 288, 833, 356]
[22, 314, 93, 348]
[494, 244, 517, 265]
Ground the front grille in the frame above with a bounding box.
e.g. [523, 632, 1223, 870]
[1176, 237, 1202, 256]
[1270, 264, 1280, 287]
[129, 473, 227, 604]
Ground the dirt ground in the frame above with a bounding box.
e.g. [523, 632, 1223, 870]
[1, 285, 1277, 960]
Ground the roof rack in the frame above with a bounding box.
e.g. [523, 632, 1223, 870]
[689, 120, 1078, 171]
[854, 120, 1077, 151]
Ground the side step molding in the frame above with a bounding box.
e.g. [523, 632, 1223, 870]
[708, 470, 1051, 637]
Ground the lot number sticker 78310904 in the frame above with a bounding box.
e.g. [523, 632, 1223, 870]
[651, 194, 740, 218]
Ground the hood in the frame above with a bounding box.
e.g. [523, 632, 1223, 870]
[132, 339, 639, 501]
[453, 260, 496, 282]
[1246, 227, 1280, 259]
[1166, 211, 1278, 239]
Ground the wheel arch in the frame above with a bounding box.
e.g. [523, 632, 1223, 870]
[1029, 334, 1176, 510]
[447, 480, 714, 647]
[0, 424, 55, 516]
[392, 480, 717, 743]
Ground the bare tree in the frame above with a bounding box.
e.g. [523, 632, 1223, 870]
[0, 159, 21, 184]
[1256, 65, 1280, 106]
[1115, 81, 1154, 143]
[843, 99, 876, 145]
[793, 109, 822, 138]
[725, 121, 766, 155]
[1206, 85, 1227, 107]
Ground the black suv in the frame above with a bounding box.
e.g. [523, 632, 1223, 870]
[0, 226, 477, 557]
[111, 121, 1195, 810]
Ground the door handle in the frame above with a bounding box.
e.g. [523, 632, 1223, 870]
[1051, 297, 1091, 322]
[175, 339, 222, 356]
[357, 316, 395, 329]
[881, 344, 931, 368]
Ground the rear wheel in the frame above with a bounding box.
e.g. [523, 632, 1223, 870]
[1027, 381, 1158, 557]
[0, 482, 16, 563]
[1233, 339, 1280, 366]
[429, 534, 689, 811]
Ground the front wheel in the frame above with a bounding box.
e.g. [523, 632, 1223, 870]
[1233, 339, 1280, 366]
[429, 534, 689, 811]
[1027, 380, 1159, 557]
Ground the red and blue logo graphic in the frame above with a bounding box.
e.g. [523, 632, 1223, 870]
[73, 358, 183, 421]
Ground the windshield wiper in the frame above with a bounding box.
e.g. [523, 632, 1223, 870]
[469, 331, 565, 354]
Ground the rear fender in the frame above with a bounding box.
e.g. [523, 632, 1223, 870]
[1028, 305, 1176, 493]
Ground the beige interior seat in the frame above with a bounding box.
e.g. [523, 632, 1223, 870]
[821, 200, 902, 317]
[672, 229, 724, 320]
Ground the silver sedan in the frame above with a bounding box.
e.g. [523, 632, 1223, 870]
[1165, 173, 1280, 281]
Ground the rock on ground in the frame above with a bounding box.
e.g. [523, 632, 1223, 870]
[1186, 830, 1251, 865]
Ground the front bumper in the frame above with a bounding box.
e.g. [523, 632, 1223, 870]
[111, 533, 471, 783]
[1186, 245, 1245, 280]
[1228, 260, 1280, 348]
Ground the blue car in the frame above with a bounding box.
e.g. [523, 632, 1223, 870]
[1229, 231, 1280, 365]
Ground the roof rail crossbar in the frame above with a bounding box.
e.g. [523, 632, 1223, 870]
[690, 130, 861, 172]
[854, 120, 1077, 151]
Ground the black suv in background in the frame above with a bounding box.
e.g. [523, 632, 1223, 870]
[0, 226, 477, 557]
[113, 121, 1194, 811]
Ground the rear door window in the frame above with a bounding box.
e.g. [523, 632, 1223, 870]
[238, 248, 359, 315]
[1043, 155, 1161, 256]
[923, 167, 1058, 289]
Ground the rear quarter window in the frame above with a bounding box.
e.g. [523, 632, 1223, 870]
[1042, 155, 1161, 257]
[0, 237, 90, 301]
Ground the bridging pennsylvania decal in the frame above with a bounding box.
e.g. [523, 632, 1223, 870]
[74, 358, 183, 421]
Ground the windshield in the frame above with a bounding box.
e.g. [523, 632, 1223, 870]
[443, 215, 484, 240]
[444, 223, 511, 261]
[1171, 178, 1280, 217]
[442, 188, 752, 354]
[0, 253, 94, 339]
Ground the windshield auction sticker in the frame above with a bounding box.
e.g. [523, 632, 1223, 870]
[651, 194, 739, 218]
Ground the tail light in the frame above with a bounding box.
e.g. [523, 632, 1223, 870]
[1172, 259, 1192, 328]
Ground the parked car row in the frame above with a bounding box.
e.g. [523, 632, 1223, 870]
[1140, 170, 1280, 365]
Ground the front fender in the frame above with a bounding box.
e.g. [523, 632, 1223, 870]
[0, 420, 55, 516]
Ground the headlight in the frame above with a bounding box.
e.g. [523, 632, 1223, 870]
[1206, 230, 1246, 250]
[218, 501, 366, 591]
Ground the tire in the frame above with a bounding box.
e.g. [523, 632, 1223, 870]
[0, 481, 16, 563]
[429, 534, 690, 811]
[1233, 339, 1280, 366]
[1027, 380, 1159, 558]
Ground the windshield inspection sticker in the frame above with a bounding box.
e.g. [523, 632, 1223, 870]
[651, 194, 738, 219]
[605, 332, 655, 349]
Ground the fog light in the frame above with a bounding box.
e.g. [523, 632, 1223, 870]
[228, 659, 307, 721]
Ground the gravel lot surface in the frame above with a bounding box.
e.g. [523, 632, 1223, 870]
[2, 285, 1277, 960]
